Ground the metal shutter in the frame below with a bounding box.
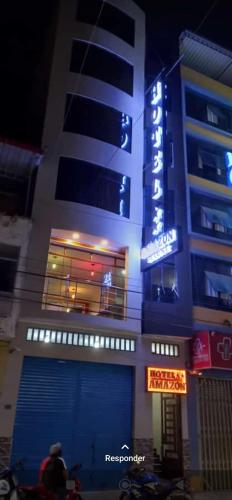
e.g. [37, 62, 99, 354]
[11, 356, 133, 490]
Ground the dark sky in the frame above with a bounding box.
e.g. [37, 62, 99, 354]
[1, 0, 231, 147]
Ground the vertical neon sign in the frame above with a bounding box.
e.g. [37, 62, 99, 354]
[141, 80, 179, 268]
[151, 81, 164, 236]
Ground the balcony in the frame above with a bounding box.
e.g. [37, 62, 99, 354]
[192, 223, 232, 242]
[194, 294, 232, 313]
[42, 233, 127, 320]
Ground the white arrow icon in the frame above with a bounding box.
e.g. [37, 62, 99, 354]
[121, 444, 129, 450]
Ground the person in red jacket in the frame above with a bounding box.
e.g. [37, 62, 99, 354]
[39, 443, 68, 500]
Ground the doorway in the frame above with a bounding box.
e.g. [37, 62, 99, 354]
[152, 392, 183, 478]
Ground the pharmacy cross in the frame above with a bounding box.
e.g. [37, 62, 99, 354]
[217, 337, 232, 361]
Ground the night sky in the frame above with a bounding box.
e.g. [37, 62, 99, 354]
[1, 0, 231, 147]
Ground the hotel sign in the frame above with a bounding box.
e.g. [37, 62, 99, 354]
[141, 228, 178, 266]
[146, 367, 187, 394]
[141, 79, 179, 269]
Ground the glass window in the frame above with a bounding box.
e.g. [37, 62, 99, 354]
[145, 263, 178, 303]
[76, 0, 135, 46]
[70, 40, 133, 95]
[56, 157, 130, 218]
[63, 94, 132, 153]
[186, 135, 228, 186]
[186, 90, 232, 133]
[0, 244, 19, 293]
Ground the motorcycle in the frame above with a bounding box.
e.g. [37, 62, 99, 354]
[0, 467, 21, 500]
[0, 463, 82, 500]
[119, 466, 191, 499]
[20, 464, 83, 500]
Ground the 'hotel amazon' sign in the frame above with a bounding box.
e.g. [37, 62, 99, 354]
[146, 367, 187, 394]
[141, 79, 180, 270]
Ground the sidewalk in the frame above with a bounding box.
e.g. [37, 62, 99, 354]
[81, 492, 118, 500]
[81, 490, 232, 500]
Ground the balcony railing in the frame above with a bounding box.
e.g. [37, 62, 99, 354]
[192, 223, 232, 242]
[194, 294, 232, 313]
[42, 259, 127, 320]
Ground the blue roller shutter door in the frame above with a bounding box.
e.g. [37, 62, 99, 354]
[11, 357, 133, 490]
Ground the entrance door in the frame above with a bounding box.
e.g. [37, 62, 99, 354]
[161, 393, 183, 477]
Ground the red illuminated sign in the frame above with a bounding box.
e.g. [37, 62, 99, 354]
[192, 331, 232, 370]
[146, 367, 187, 394]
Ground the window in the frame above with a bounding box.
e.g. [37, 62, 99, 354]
[186, 135, 228, 185]
[64, 94, 132, 153]
[43, 235, 126, 319]
[192, 254, 232, 311]
[151, 342, 179, 357]
[56, 157, 130, 218]
[144, 262, 178, 303]
[76, 0, 135, 46]
[0, 244, 19, 293]
[26, 327, 136, 352]
[70, 40, 133, 96]
[186, 90, 232, 133]
[207, 105, 219, 125]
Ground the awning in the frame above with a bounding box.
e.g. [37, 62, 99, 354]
[202, 206, 232, 229]
[205, 271, 232, 294]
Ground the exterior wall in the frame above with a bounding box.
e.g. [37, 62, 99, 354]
[0, 325, 187, 453]
[0, 215, 32, 338]
[142, 66, 193, 338]
[20, 0, 145, 335]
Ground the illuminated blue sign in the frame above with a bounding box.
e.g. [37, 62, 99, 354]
[225, 152, 232, 187]
[141, 228, 178, 267]
[103, 272, 112, 287]
[141, 80, 179, 268]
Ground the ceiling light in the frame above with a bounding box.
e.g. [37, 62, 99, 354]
[66, 308, 70, 313]
[52, 263, 57, 269]
[72, 233, 80, 239]
[71, 294, 75, 299]
[91, 271, 95, 277]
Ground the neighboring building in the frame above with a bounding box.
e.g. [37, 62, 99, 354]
[0, 0, 147, 491]
[142, 31, 232, 491]
[0, 138, 42, 464]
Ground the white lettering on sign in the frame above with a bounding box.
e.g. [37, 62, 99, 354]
[150, 81, 164, 237]
[141, 228, 178, 265]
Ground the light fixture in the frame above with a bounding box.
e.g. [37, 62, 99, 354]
[91, 271, 94, 277]
[101, 239, 108, 246]
[122, 269, 126, 275]
[52, 263, 57, 269]
[44, 337, 50, 344]
[72, 232, 80, 239]
[66, 308, 70, 313]
[71, 294, 75, 299]
[66, 239, 73, 245]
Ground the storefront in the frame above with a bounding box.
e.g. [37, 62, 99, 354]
[11, 355, 133, 490]
[147, 366, 187, 478]
[192, 331, 232, 490]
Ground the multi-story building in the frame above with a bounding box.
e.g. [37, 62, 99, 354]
[0, 138, 42, 464]
[142, 31, 232, 491]
[0, 0, 148, 491]
[2, 7, 232, 495]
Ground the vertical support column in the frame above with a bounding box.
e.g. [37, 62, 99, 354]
[0, 348, 23, 464]
[133, 362, 154, 468]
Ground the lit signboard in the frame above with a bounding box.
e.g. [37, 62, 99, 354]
[141, 228, 178, 265]
[141, 79, 179, 269]
[146, 367, 187, 394]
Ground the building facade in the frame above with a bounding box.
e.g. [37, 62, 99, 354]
[0, 139, 42, 464]
[2, 6, 232, 493]
[0, 0, 148, 491]
[142, 31, 232, 491]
